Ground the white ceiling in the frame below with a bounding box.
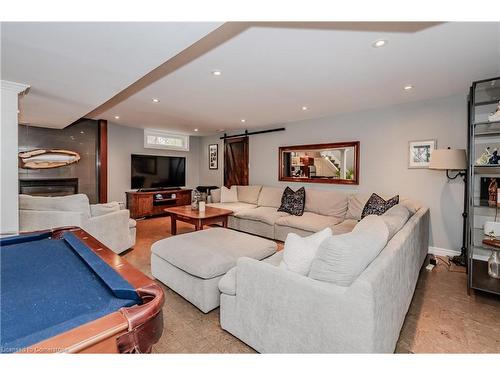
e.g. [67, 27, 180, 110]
[1, 22, 222, 128]
[3, 22, 500, 134]
[97, 22, 500, 135]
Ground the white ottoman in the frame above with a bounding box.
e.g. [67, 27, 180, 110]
[151, 228, 277, 313]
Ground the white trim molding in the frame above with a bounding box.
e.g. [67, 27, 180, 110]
[428, 246, 460, 257]
[1, 80, 30, 94]
[428, 246, 489, 261]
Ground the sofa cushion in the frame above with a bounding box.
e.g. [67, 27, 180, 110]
[237, 185, 262, 204]
[151, 228, 277, 279]
[346, 193, 371, 220]
[279, 228, 332, 275]
[90, 201, 120, 217]
[276, 212, 342, 233]
[304, 189, 348, 218]
[380, 204, 410, 239]
[220, 186, 238, 203]
[207, 202, 257, 213]
[309, 215, 389, 286]
[258, 186, 285, 208]
[235, 206, 289, 225]
[331, 219, 358, 235]
[210, 188, 221, 203]
[219, 252, 284, 296]
[278, 186, 306, 216]
[19, 194, 91, 218]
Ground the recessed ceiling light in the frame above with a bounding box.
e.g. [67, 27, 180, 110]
[217, 128, 225, 132]
[372, 39, 388, 48]
[240, 119, 246, 123]
[152, 98, 160, 103]
[212, 70, 222, 76]
[114, 115, 120, 119]
[302, 106, 308, 111]
[403, 85, 414, 91]
[80, 131, 85, 134]
[194, 128, 199, 132]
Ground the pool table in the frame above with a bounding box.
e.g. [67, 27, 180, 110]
[0, 227, 164, 353]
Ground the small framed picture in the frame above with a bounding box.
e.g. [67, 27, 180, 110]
[408, 140, 436, 169]
[209, 144, 218, 170]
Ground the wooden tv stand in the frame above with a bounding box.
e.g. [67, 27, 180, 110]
[126, 188, 192, 219]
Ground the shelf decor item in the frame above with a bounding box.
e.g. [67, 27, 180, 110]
[488, 101, 500, 122]
[408, 140, 436, 169]
[488, 250, 500, 279]
[191, 189, 201, 211]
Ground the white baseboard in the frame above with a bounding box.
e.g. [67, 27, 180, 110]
[428, 246, 460, 257]
[428, 246, 489, 261]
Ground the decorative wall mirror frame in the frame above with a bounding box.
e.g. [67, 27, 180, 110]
[279, 141, 360, 185]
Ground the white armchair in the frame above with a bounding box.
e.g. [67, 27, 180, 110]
[19, 194, 136, 254]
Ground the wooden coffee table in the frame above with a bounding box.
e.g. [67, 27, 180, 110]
[164, 205, 233, 235]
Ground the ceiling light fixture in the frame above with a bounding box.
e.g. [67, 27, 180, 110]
[302, 106, 308, 111]
[114, 115, 120, 119]
[403, 85, 414, 91]
[152, 98, 160, 103]
[372, 39, 388, 48]
[212, 70, 222, 76]
[240, 119, 246, 123]
[194, 129, 199, 132]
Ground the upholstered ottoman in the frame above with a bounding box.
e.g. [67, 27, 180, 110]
[151, 228, 277, 313]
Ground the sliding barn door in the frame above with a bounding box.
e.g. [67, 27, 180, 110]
[224, 137, 249, 187]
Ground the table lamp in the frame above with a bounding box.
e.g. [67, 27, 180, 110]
[429, 148, 467, 266]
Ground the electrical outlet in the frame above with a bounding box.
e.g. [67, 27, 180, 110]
[426, 264, 435, 271]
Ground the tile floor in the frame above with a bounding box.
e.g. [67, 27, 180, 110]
[123, 216, 500, 353]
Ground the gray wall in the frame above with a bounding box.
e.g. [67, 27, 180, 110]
[107, 122, 200, 203]
[199, 94, 467, 251]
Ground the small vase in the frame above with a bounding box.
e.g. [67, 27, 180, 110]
[488, 251, 500, 279]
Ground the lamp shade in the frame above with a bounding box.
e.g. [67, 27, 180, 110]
[429, 149, 467, 170]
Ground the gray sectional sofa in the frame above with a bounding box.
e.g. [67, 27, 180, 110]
[208, 185, 420, 241]
[208, 185, 429, 353]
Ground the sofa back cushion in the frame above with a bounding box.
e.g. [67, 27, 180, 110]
[19, 194, 91, 218]
[237, 185, 262, 204]
[304, 189, 348, 218]
[347, 193, 421, 220]
[258, 186, 285, 208]
[210, 188, 221, 203]
[308, 215, 389, 286]
[380, 204, 410, 239]
[220, 186, 238, 203]
[90, 201, 120, 217]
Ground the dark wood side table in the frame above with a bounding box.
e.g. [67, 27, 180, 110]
[164, 205, 233, 235]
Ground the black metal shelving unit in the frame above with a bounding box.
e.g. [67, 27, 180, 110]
[468, 76, 500, 296]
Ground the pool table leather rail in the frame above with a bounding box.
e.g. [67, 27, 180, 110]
[21, 227, 165, 354]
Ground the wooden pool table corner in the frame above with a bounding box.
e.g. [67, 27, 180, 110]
[6, 227, 165, 354]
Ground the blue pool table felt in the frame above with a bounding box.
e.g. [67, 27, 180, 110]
[0, 231, 141, 353]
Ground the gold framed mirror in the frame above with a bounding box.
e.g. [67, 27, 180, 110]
[279, 141, 360, 185]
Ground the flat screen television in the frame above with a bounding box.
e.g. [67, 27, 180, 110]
[131, 154, 186, 190]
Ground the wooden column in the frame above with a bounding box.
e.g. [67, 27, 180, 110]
[98, 119, 108, 203]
